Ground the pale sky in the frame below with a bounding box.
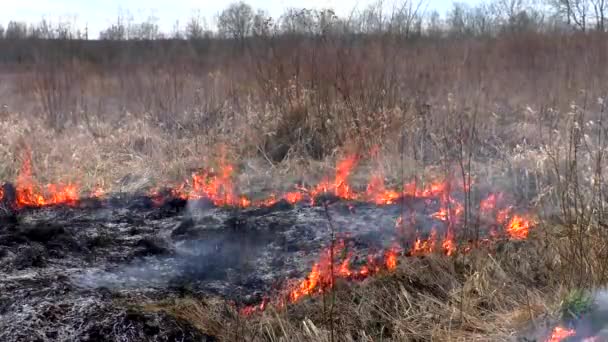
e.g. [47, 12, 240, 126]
[0, 0, 476, 37]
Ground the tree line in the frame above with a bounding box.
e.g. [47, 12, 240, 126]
[0, 0, 607, 42]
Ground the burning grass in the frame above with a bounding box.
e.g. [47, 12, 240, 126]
[140, 233, 564, 341]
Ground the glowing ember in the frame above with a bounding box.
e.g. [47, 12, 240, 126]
[546, 326, 576, 342]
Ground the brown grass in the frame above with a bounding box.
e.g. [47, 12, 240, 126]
[140, 223, 593, 341]
[2, 30, 608, 340]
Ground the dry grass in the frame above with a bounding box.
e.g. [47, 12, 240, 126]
[139, 222, 596, 341]
[1, 31, 608, 340]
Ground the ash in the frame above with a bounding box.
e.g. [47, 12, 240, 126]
[0, 196, 423, 341]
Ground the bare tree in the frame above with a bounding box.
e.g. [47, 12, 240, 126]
[492, 0, 544, 32]
[186, 11, 210, 40]
[549, 0, 590, 30]
[128, 16, 163, 40]
[591, 0, 607, 30]
[279, 8, 317, 35]
[217, 1, 254, 42]
[0, 25, 4, 39]
[252, 9, 273, 37]
[426, 10, 444, 37]
[359, 0, 387, 34]
[448, 3, 474, 36]
[5, 21, 28, 39]
[171, 20, 183, 39]
[99, 15, 129, 40]
[388, 0, 425, 38]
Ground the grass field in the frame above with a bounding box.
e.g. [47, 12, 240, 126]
[1, 25, 608, 340]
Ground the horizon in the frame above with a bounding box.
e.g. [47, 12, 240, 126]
[0, 0, 483, 38]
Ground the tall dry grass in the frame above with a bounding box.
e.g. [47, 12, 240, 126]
[1, 30, 608, 340]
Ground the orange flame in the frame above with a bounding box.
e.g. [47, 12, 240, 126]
[366, 175, 401, 205]
[411, 228, 438, 256]
[334, 155, 358, 199]
[546, 326, 576, 342]
[506, 215, 532, 240]
[15, 151, 80, 208]
[385, 247, 399, 271]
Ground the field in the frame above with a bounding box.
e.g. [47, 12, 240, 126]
[1, 11, 608, 341]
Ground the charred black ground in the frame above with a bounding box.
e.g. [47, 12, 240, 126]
[0, 179, 540, 341]
[0, 182, 414, 341]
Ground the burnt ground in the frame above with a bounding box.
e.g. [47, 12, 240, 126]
[0, 192, 446, 342]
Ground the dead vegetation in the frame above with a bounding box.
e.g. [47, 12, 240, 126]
[139, 225, 576, 341]
[2, 6, 608, 340]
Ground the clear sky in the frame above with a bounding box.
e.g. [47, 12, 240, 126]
[1, 0, 477, 37]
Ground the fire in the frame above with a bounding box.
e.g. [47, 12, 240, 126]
[283, 191, 303, 204]
[411, 229, 438, 256]
[480, 192, 502, 212]
[385, 247, 399, 271]
[506, 215, 532, 240]
[442, 232, 457, 256]
[189, 162, 238, 206]
[4, 149, 542, 315]
[15, 151, 80, 208]
[546, 326, 576, 342]
[366, 175, 400, 205]
[287, 239, 398, 303]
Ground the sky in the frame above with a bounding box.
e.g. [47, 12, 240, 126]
[0, 0, 477, 38]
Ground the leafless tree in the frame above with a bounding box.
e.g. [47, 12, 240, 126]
[591, 0, 607, 30]
[279, 8, 317, 35]
[252, 10, 273, 37]
[171, 20, 183, 39]
[426, 10, 444, 37]
[448, 3, 474, 36]
[186, 11, 210, 40]
[388, 0, 425, 38]
[360, 1, 387, 34]
[5, 21, 28, 40]
[99, 15, 129, 40]
[217, 1, 254, 42]
[131, 17, 163, 40]
[548, 0, 591, 30]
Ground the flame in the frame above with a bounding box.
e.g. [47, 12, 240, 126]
[287, 239, 397, 303]
[283, 191, 303, 204]
[385, 247, 399, 271]
[366, 175, 400, 204]
[480, 193, 503, 212]
[3, 149, 542, 316]
[15, 151, 80, 208]
[546, 326, 576, 342]
[442, 232, 457, 256]
[506, 215, 532, 240]
[411, 229, 438, 256]
[334, 155, 358, 199]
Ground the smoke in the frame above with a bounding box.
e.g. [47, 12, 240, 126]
[523, 290, 608, 341]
